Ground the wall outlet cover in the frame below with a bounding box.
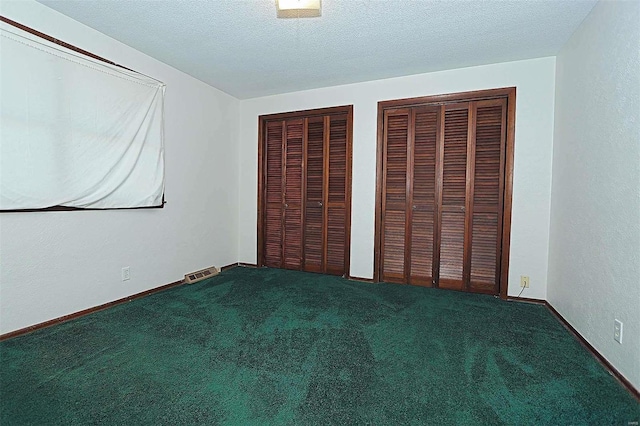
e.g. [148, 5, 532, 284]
[614, 319, 623, 344]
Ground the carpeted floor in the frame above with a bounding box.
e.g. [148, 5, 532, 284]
[1, 267, 638, 425]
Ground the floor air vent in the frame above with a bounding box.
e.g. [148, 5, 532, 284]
[184, 266, 220, 284]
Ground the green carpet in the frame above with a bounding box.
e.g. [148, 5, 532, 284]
[1, 267, 638, 425]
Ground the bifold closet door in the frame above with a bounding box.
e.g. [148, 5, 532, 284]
[380, 109, 409, 282]
[467, 99, 506, 293]
[437, 103, 470, 290]
[263, 119, 305, 270]
[377, 93, 509, 295]
[303, 117, 325, 272]
[437, 100, 507, 293]
[304, 114, 350, 275]
[409, 107, 439, 286]
[380, 107, 439, 285]
[260, 106, 352, 276]
[283, 120, 304, 270]
[264, 120, 284, 268]
[325, 113, 349, 275]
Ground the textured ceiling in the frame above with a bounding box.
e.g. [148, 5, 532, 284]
[37, 0, 597, 99]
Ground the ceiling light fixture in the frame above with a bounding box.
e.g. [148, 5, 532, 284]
[276, 0, 321, 19]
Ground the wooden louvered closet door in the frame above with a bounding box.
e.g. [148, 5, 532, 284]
[468, 99, 506, 293]
[259, 106, 353, 277]
[303, 117, 325, 272]
[380, 107, 439, 285]
[377, 89, 512, 296]
[438, 103, 470, 291]
[283, 120, 304, 270]
[409, 107, 439, 286]
[264, 121, 284, 268]
[381, 109, 410, 282]
[325, 113, 350, 275]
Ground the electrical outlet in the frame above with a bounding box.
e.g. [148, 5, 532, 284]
[614, 319, 623, 344]
[520, 275, 530, 288]
[121, 266, 130, 281]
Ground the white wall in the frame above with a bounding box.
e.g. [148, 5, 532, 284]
[0, 1, 240, 334]
[239, 57, 556, 299]
[548, 0, 640, 390]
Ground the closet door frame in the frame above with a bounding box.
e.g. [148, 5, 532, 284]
[257, 105, 354, 277]
[374, 87, 516, 299]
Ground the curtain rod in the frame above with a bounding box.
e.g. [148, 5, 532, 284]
[0, 15, 164, 85]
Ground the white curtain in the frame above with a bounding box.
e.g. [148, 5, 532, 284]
[0, 23, 165, 210]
